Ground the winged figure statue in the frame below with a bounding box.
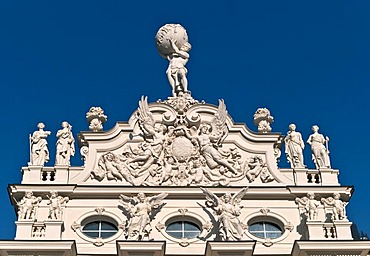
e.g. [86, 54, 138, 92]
[127, 96, 167, 173]
[200, 187, 247, 241]
[119, 192, 168, 240]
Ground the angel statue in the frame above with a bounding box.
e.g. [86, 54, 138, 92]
[127, 96, 167, 174]
[295, 192, 321, 220]
[16, 191, 42, 220]
[200, 187, 248, 241]
[119, 192, 168, 240]
[321, 193, 347, 221]
[187, 100, 238, 175]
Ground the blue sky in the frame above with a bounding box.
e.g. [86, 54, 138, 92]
[0, 1, 370, 239]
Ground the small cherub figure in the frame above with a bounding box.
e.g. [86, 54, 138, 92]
[321, 193, 347, 221]
[295, 192, 321, 220]
[47, 191, 69, 220]
[17, 191, 42, 220]
[245, 156, 264, 182]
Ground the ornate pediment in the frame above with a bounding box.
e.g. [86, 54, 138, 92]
[72, 93, 290, 186]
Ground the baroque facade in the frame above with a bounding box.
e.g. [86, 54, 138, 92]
[1, 23, 370, 256]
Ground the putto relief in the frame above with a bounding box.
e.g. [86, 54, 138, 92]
[90, 96, 275, 186]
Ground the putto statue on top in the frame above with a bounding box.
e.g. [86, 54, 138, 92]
[156, 24, 191, 97]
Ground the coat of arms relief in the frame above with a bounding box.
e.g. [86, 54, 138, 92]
[90, 94, 275, 186]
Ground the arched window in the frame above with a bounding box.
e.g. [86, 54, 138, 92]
[248, 221, 283, 239]
[82, 220, 118, 239]
[166, 220, 201, 239]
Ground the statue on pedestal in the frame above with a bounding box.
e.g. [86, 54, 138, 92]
[30, 123, 51, 166]
[55, 121, 75, 166]
[285, 124, 305, 168]
[307, 125, 331, 169]
[156, 24, 191, 97]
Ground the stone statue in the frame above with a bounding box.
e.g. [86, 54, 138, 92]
[253, 108, 274, 133]
[55, 121, 75, 166]
[295, 192, 321, 220]
[29, 123, 51, 166]
[201, 187, 248, 241]
[47, 191, 69, 220]
[307, 125, 331, 169]
[285, 124, 305, 168]
[127, 96, 167, 173]
[186, 100, 238, 175]
[86, 106, 107, 132]
[119, 192, 168, 240]
[16, 191, 42, 220]
[321, 193, 347, 221]
[155, 24, 191, 97]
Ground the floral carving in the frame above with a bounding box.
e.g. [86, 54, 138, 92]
[253, 108, 274, 133]
[86, 106, 107, 132]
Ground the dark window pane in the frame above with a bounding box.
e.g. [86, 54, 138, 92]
[250, 232, 265, 239]
[83, 231, 99, 238]
[166, 222, 182, 231]
[83, 222, 99, 231]
[101, 222, 118, 231]
[265, 223, 281, 232]
[167, 231, 183, 239]
[249, 223, 263, 232]
[100, 232, 116, 238]
[184, 222, 200, 231]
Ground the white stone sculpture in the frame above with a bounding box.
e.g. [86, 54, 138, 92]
[55, 121, 75, 166]
[47, 191, 69, 220]
[285, 124, 305, 168]
[201, 187, 248, 241]
[295, 192, 321, 220]
[253, 108, 274, 133]
[245, 155, 274, 183]
[90, 96, 279, 186]
[321, 193, 347, 221]
[29, 123, 51, 166]
[156, 24, 191, 97]
[86, 106, 107, 132]
[119, 192, 168, 240]
[16, 191, 42, 220]
[307, 125, 331, 169]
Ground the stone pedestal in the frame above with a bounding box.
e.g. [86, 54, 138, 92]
[334, 220, 353, 240]
[205, 241, 256, 256]
[54, 165, 69, 183]
[15, 220, 34, 239]
[293, 168, 309, 185]
[320, 168, 339, 185]
[22, 166, 43, 184]
[44, 220, 64, 240]
[306, 220, 327, 240]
